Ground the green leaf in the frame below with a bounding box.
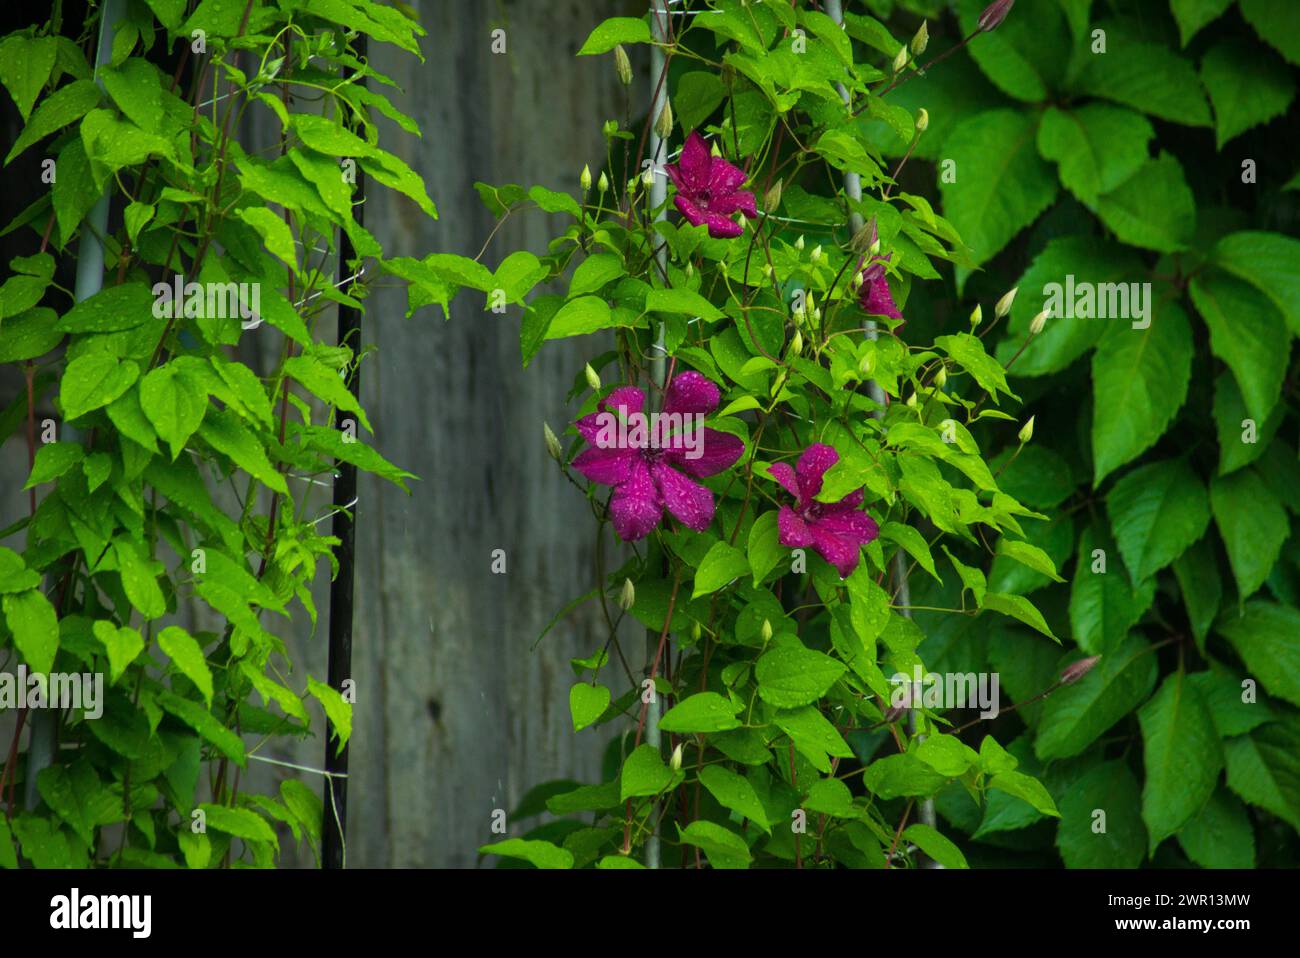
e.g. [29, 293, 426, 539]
[1173, 537, 1223, 653]
[51, 139, 98, 243]
[156, 690, 245, 764]
[1035, 636, 1159, 760]
[699, 766, 770, 831]
[307, 676, 352, 755]
[24, 441, 84, 488]
[746, 510, 782, 586]
[646, 287, 725, 321]
[880, 522, 940, 582]
[0, 35, 57, 121]
[1210, 231, 1300, 337]
[1075, 27, 1211, 125]
[676, 820, 751, 869]
[1200, 38, 1295, 148]
[91, 620, 144, 685]
[1069, 526, 1156, 655]
[577, 16, 651, 55]
[1216, 601, 1300, 708]
[1170, 0, 1234, 47]
[1190, 270, 1290, 424]
[934, 332, 1015, 402]
[775, 705, 854, 773]
[1213, 372, 1281, 476]
[61, 354, 140, 421]
[981, 592, 1057, 641]
[1094, 153, 1195, 253]
[1090, 304, 1193, 485]
[280, 779, 323, 842]
[114, 539, 166, 620]
[1055, 760, 1146, 868]
[675, 72, 726, 132]
[238, 207, 297, 268]
[863, 752, 950, 799]
[620, 743, 676, 801]
[569, 682, 610, 732]
[542, 295, 615, 340]
[943, 547, 987, 606]
[5, 78, 99, 164]
[199, 805, 278, 848]
[755, 646, 846, 708]
[902, 823, 968, 868]
[692, 541, 750, 598]
[1239, 0, 1300, 66]
[568, 253, 624, 298]
[1106, 459, 1211, 583]
[995, 538, 1064, 583]
[2, 589, 59, 674]
[1036, 104, 1154, 204]
[199, 408, 288, 495]
[0, 548, 40, 594]
[1210, 468, 1289, 601]
[158, 625, 214, 708]
[140, 364, 206, 459]
[956, 0, 1069, 102]
[938, 110, 1057, 274]
[478, 838, 573, 869]
[1177, 787, 1255, 868]
[1138, 671, 1222, 853]
[1224, 718, 1300, 830]
[283, 355, 371, 432]
[0, 308, 62, 362]
[659, 692, 743, 733]
[803, 777, 857, 818]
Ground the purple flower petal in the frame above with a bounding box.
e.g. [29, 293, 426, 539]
[609, 459, 664, 541]
[600, 386, 646, 418]
[709, 158, 747, 195]
[666, 427, 745, 478]
[767, 462, 802, 500]
[796, 443, 839, 502]
[810, 525, 863, 578]
[815, 508, 879, 546]
[703, 211, 744, 238]
[662, 371, 721, 416]
[674, 194, 708, 229]
[710, 189, 758, 219]
[678, 131, 712, 188]
[572, 445, 639, 486]
[821, 489, 864, 512]
[778, 505, 814, 548]
[651, 462, 715, 532]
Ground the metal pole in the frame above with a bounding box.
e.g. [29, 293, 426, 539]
[644, 0, 671, 870]
[823, 0, 938, 863]
[322, 36, 366, 870]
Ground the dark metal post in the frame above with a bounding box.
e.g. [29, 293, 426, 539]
[323, 36, 366, 871]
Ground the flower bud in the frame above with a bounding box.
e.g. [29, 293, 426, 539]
[934, 365, 947, 388]
[584, 362, 601, 391]
[1060, 655, 1100, 686]
[597, 171, 609, 193]
[995, 286, 1018, 318]
[690, 620, 702, 642]
[1018, 415, 1035, 444]
[764, 178, 782, 213]
[789, 330, 803, 356]
[602, 119, 618, 138]
[810, 244, 823, 265]
[892, 45, 909, 74]
[868, 238, 881, 257]
[915, 107, 929, 133]
[641, 167, 655, 187]
[812, 307, 822, 323]
[977, 0, 1015, 33]
[670, 742, 683, 771]
[969, 303, 983, 330]
[627, 177, 638, 194]
[858, 351, 876, 376]
[710, 141, 722, 158]
[852, 270, 865, 290]
[795, 234, 805, 251]
[685, 262, 694, 278]
[1029, 309, 1048, 336]
[655, 101, 674, 140]
[614, 44, 633, 85]
[580, 164, 592, 191]
[543, 422, 563, 462]
[906, 390, 918, 408]
[619, 577, 636, 611]
[911, 21, 929, 57]
[761, 262, 773, 278]
[760, 618, 773, 643]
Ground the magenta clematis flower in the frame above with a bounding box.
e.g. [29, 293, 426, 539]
[572, 372, 745, 541]
[665, 131, 759, 239]
[857, 252, 902, 321]
[770, 443, 880, 578]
